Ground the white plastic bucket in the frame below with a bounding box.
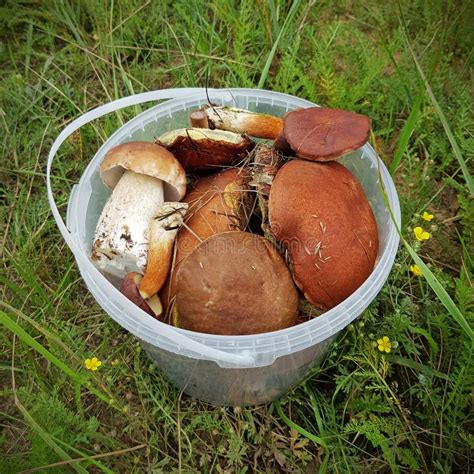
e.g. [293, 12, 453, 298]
[47, 88, 401, 406]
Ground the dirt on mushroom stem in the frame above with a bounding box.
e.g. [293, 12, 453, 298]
[248, 144, 284, 239]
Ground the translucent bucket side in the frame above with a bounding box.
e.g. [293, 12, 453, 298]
[66, 88, 400, 369]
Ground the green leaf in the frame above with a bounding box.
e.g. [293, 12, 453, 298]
[386, 355, 448, 381]
[389, 89, 423, 175]
[15, 397, 88, 474]
[274, 400, 327, 448]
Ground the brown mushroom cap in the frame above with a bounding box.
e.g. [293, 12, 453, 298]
[100, 141, 186, 200]
[160, 168, 251, 314]
[176, 231, 299, 335]
[283, 107, 370, 162]
[268, 159, 378, 310]
[156, 128, 253, 170]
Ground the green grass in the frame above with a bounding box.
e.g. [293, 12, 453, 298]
[1, 0, 473, 471]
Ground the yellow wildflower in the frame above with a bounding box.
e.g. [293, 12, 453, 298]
[111, 358, 119, 367]
[84, 357, 102, 371]
[377, 336, 392, 353]
[421, 211, 434, 222]
[410, 264, 423, 277]
[414, 226, 430, 241]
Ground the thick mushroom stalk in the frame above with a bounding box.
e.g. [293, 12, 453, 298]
[203, 105, 283, 139]
[139, 202, 188, 299]
[92, 170, 164, 276]
[189, 109, 209, 128]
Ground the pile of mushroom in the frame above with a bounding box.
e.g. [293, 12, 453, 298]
[91, 103, 378, 335]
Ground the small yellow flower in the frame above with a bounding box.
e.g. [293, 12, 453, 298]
[421, 211, 434, 222]
[410, 264, 423, 277]
[84, 357, 102, 371]
[111, 358, 119, 367]
[414, 226, 430, 241]
[377, 336, 392, 353]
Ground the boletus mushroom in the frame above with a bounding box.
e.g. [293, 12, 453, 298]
[156, 128, 253, 170]
[268, 159, 378, 310]
[278, 107, 370, 161]
[160, 167, 252, 315]
[175, 231, 299, 335]
[199, 105, 283, 139]
[91, 141, 186, 277]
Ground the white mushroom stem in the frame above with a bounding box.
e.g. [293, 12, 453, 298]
[204, 105, 283, 139]
[91, 170, 164, 277]
[139, 202, 188, 299]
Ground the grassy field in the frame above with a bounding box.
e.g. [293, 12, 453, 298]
[1, 0, 473, 472]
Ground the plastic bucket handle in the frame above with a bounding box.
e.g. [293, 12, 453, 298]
[46, 88, 257, 367]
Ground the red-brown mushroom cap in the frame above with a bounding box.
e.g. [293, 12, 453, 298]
[175, 231, 299, 335]
[268, 159, 379, 310]
[283, 107, 370, 162]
